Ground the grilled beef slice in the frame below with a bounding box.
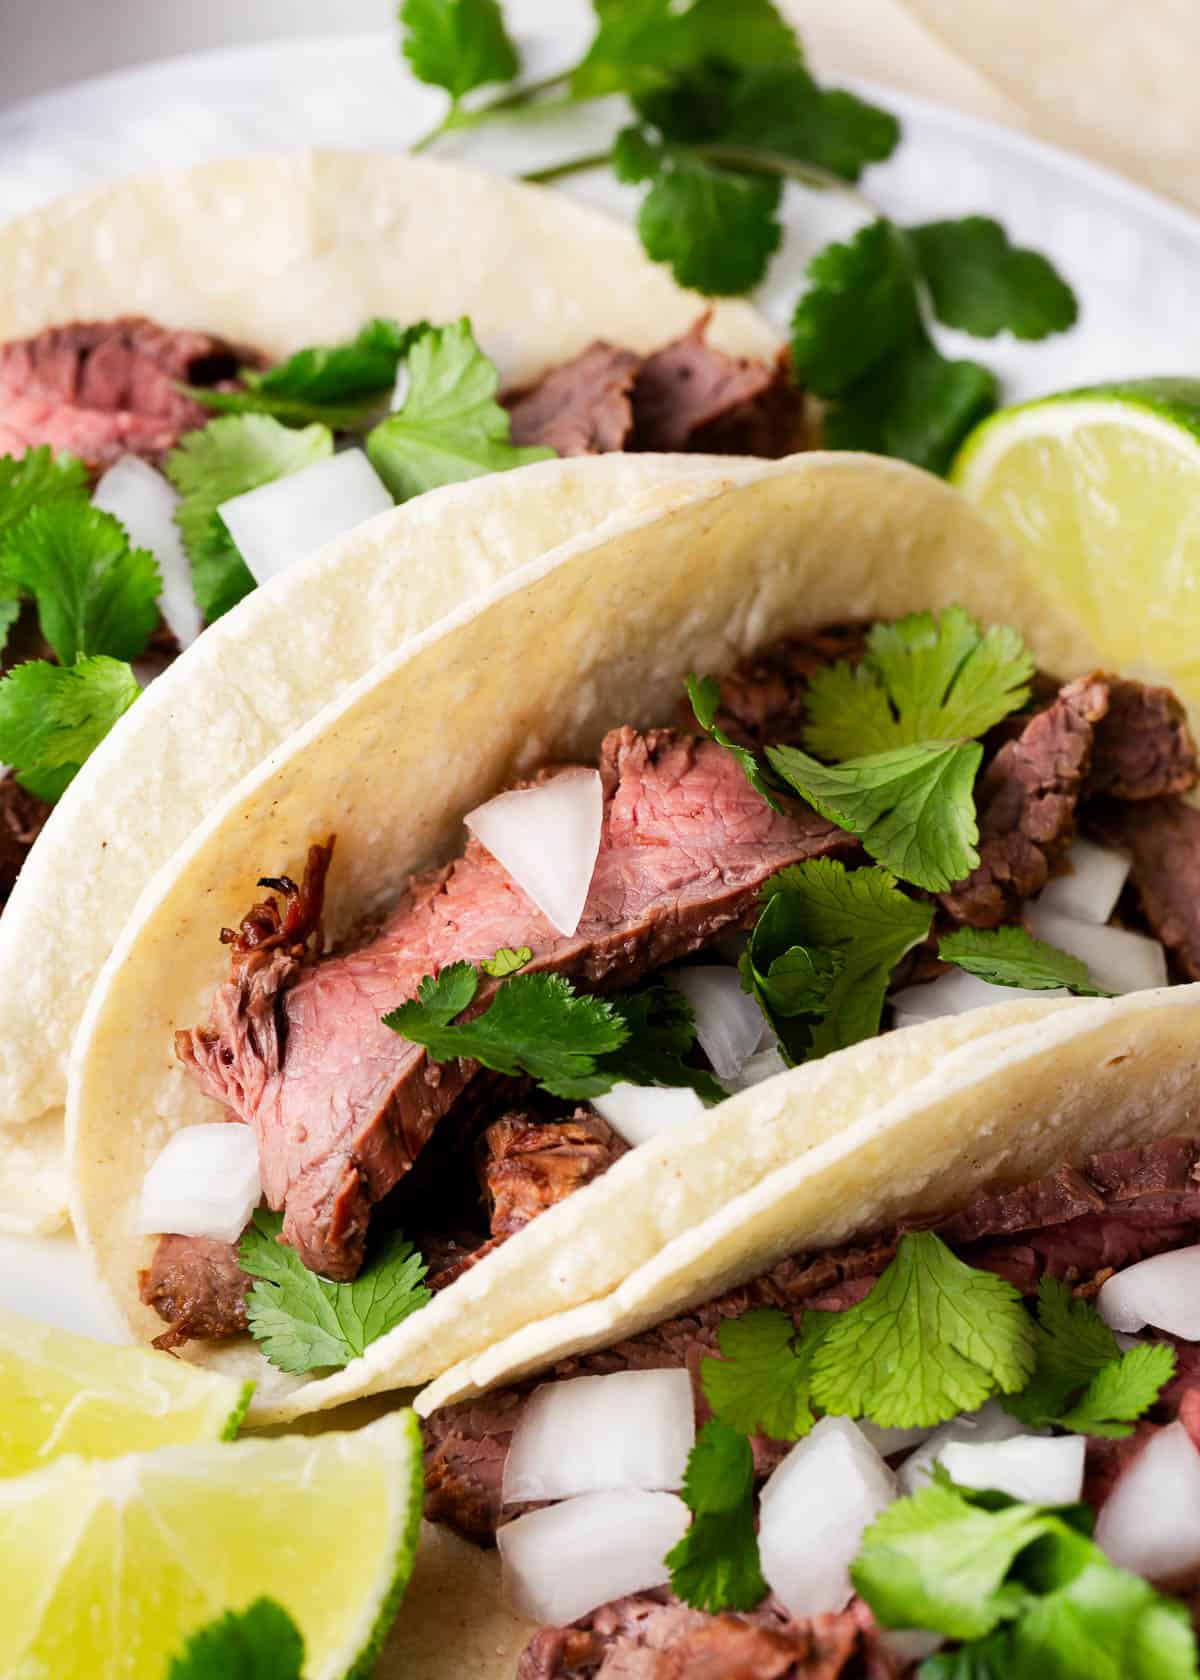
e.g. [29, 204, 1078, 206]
[138, 1233, 251, 1350]
[1086, 798, 1200, 980]
[0, 317, 250, 469]
[484, 1110, 628, 1240]
[506, 344, 642, 455]
[178, 727, 859, 1281]
[0, 773, 50, 906]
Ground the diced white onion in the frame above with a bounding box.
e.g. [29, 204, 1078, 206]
[891, 968, 1069, 1030]
[879, 1630, 946, 1664]
[758, 1417, 896, 1619]
[857, 1420, 936, 1459]
[503, 1369, 694, 1505]
[1037, 839, 1132, 926]
[939, 1434, 1085, 1506]
[668, 967, 765, 1082]
[1098, 1246, 1200, 1338]
[1096, 1422, 1200, 1580]
[727, 1045, 789, 1093]
[92, 455, 202, 649]
[137, 1122, 261, 1245]
[590, 1082, 706, 1147]
[498, 1489, 689, 1626]
[1025, 903, 1167, 995]
[466, 769, 603, 938]
[219, 449, 393, 587]
[897, 1401, 1027, 1497]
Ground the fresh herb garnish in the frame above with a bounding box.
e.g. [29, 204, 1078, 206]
[939, 926, 1112, 998]
[366, 318, 554, 501]
[0, 656, 140, 802]
[383, 961, 723, 1102]
[853, 1476, 1198, 1679]
[686, 672, 787, 813]
[574, 0, 800, 100]
[1004, 1278, 1175, 1437]
[238, 1210, 431, 1375]
[164, 415, 334, 622]
[479, 944, 533, 978]
[0, 446, 87, 540]
[402, 0, 521, 112]
[167, 1598, 304, 1680]
[701, 1306, 829, 1441]
[810, 1232, 1036, 1428]
[741, 860, 932, 1060]
[665, 1418, 768, 1614]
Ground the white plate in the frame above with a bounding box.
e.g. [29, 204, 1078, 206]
[2, 8, 1200, 1342]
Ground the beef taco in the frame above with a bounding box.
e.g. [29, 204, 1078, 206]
[64, 451, 1200, 1426]
[0, 149, 795, 1231]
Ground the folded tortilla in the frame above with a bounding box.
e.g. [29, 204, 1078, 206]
[0, 148, 777, 1232]
[66, 450, 1138, 1419]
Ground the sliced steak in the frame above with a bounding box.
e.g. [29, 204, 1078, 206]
[708, 627, 868, 750]
[139, 1233, 251, 1350]
[1085, 797, 1200, 980]
[0, 317, 249, 469]
[632, 318, 805, 457]
[940, 672, 1110, 928]
[1086, 678, 1198, 801]
[483, 1109, 628, 1240]
[504, 343, 641, 455]
[0, 772, 50, 906]
[180, 728, 859, 1281]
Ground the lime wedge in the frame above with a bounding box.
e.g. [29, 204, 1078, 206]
[0, 1408, 423, 1679]
[952, 380, 1200, 717]
[0, 1304, 252, 1475]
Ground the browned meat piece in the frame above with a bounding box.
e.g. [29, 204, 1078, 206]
[1087, 678, 1198, 801]
[423, 1388, 523, 1544]
[139, 1232, 251, 1350]
[1085, 797, 1200, 980]
[708, 626, 868, 749]
[632, 318, 805, 457]
[483, 1109, 628, 1240]
[940, 673, 1110, 928]
[0, 772, 50, 906]
[0, 317, 254, 469]
[179, 728, 858, 1281]
[504, 343, 641, 455]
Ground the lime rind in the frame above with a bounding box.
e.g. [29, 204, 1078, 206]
[344, 1408, 425, 1680]
[220, 1380, 257, 1442]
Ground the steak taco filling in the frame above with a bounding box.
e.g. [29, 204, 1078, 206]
[137, 606, 1200, 1373]
[422, 1136, 1200, 1676]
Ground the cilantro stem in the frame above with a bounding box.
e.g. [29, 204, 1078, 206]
[409, 70, 575, 154]
[522, 148, 614, 185]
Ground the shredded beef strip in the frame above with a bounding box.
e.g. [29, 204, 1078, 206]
[0, 316, 253, 469]
[505, 344, 642, 455]
[138, 1233, 251, 1350]
[178, 726, 859, 1281]
[484, 1110, 628, 1240]
[1086, 797, 1200, 980]
[423, 1137, 1200, 1547]
[1088, 678, 1198, 801]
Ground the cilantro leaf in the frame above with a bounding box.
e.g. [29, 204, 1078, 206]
[607, 984, 726, 1103]
[574, 0, 800, 99]
[811, 1231, 1036, 1427]
[0, 446, 88, 539]
[823, 340, 998, 476]
[384, 968, 629, 1100]
[400, 0, 520, 100]
[770, 739, 984, 893]
[686, 673, 786, 812]
[701, 1307, 829, 1440]
[164, 416, 333, 621]
[0, 501, 160, 665]
[239, 1210, 431, 1375]
[480, 944, 533, 978]
[803, 608, 1034, 761]
[666, 1419, 768, 1614]
[1056, 1342, 1177, 1438]
[745, 860, 932, 1059]
[0, 656, 140, 802]
[790, 220, 918, 397]
[910, 217, 1079, 342]
[367, 318, 553, 501]
[166, 1599, 303, 1680]
[633, 156, 783, 298]
[940, 926, 1110, 997]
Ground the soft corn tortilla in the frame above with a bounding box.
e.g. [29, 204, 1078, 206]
[0, 148, 779, 1233]
[65, 450, 1129, 1418]
[376, 1522, 537, 1680]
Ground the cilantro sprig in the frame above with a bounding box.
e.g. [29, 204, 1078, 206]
[0, 654, 141, 802]
[665, 1419, 768, 1614]
[939, 926, 1111, 997]
[239, 1211, 431, 1375]
[167, 1599, 304, 1680]
[384, 961, 725, 1102]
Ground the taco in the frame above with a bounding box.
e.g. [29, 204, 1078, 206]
[412, 991, 1200, 1677]
[0, 149, 794, 1231]
[64, 450, 1200, 1425]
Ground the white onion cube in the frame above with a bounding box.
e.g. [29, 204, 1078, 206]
[1037, 839, 1132, 925]
[1096, 1422, 1200, 1580]
[1098, 1246, 1200, 1338]
[856, 1420, 936, 1459]
[668, 967, 764, 1082]
[1025, 904, 1167, 995]
[219, 449, 393, 587]
[498, 1489, 689, 1625]
[727, 1046, 789, 1093]
[466, 769, 602, 938]
[92, 454, 203, 649]
[503, 1369, 694, 1505]
[138, 1122, 261, 1245]
[898, 1402, 1027, 1496]
[939, 1434, 1085, 1506]
[590, 1082, 705, 1146]
[891, 968, 1069, 1029]
[759, 1417, 896, 1619]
